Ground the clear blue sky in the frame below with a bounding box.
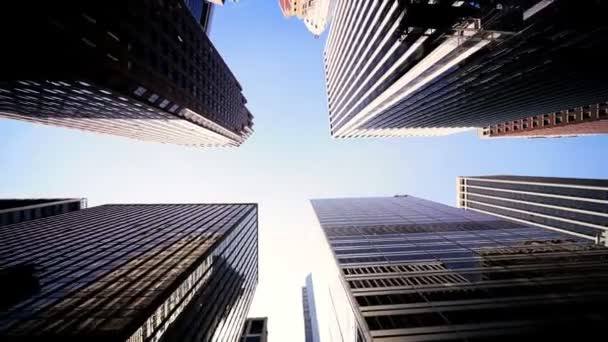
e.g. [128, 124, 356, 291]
[1, 1, 608, 340]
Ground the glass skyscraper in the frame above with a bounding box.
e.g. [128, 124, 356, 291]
[302, 274, 320, 342]
[458, 175, 608, 245]
[302, 286, 313, 342]
[323, 0, 608, 139]
[0, 198, 85, 227]
[0, 0, 253, 147]
[311, 195, 608, 341]
[0, 203, 258, 342]
[479, 101, 608, 139]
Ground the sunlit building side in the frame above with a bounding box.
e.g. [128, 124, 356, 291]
[311, 195, 608, 341]
[0, 203, 258, 342]
[323, 0, 608, 139]
[279, 0, 333, 36]
[458, 175, 608, 246]
[479, 102, 608, 139]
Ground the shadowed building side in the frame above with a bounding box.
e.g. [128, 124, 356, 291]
[0, 0, 253, 147]
[458, 175, 608, 246]
[0, 198, 86, 227]
[479, 102, 608, 138]
[0, 203, 258, 342]
[311, 195, 608, 341]
[279, 0, 333, 36]
[239, 317, 268, 342]
[302, 274, 320, 342]
[323, 0, 608, 139]
[184, 0, 215, 34]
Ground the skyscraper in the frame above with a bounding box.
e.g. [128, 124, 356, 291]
[0, 198, 85, 227]
[457, 175, 608, 245]
[279, 0, 333, 36]
[479, 101, 608, 138]
[0, 0, 253, 147]
[311, 195, 608, 341]
[184, 0, 215, 34]
[302, 274, 320, 342]
[323, 0, 608, 139]
[0, 203, 258, 341]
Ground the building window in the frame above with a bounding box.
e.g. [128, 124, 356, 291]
[134, 86, 146, 97]
[249, 320, 264, 334]
[148, 94, 159, 103]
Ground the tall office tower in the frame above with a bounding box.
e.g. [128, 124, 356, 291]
[184, 0, 215, 34]
[0, 198, 85, 227]
[323, 0, 608, 139]
[311, 196, 608, 341]
[279, 0, 333, 36]
[457, 175, 608, 246]
[0, 1, 253, 147]
[239, 317, 268, 342]
[0, 203, 258, 341]
[479, 101, 608, 138]
[302, 274, 320, 342]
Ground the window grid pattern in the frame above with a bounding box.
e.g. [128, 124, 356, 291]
[323, 0, 608, 138]
[0, 199, 84, 227]
[459, 176, 608, 241]
[311, 196, 608, 340]
[302, 287, 313, 342]
[0, 1, 254, 147]
[0, 203, 258, 342]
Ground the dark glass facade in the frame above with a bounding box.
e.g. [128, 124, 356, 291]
[324, 0, 608, 138]
[184, 0, 214, 34]
[302, 287, 313, 342]
[458, 176, 608, 244]
[0, 0, 253, 147]
[239, 317, 267, 342]
[302, 274, 319, 342]
[311, 196, 608, 341]
[0, 203, 258, 342]
[0, 199, 85, 227]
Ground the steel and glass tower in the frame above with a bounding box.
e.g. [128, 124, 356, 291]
[458, 175, 608, 245]
[184, 0, 215, 34]
[302, 274, 320, 342]
[0, 0, 253, 147]
[0, 203, 258, 342]
[323, 0, 608, 139]
[279, 0, 333, 36]
[0, 198, 85, 227]
[311, 195, 608, 341]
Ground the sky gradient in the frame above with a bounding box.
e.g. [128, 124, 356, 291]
[1, 1, 608, 340]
